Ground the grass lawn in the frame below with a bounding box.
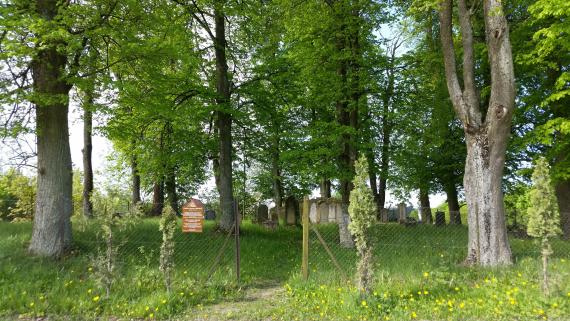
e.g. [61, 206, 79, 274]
[1, 219, 569, 320]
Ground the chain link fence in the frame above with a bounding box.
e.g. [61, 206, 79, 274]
[305, 208, 570, 283]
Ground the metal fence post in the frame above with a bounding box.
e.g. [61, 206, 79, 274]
[234, 200, 240, 284]
[302, 196, 309, 280]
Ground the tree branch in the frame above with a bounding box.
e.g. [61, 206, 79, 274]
[438, 0, 470, 128]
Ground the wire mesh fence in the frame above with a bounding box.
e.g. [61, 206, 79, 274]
[3, 205, 568, 288]
[305, 209, 570, 283]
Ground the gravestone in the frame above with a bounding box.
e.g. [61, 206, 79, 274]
[285, 196, 299, 225]
[269, 207, 276, 221]
[318, 202, 329, 223]
[380, 208, 389, 223]
[328, 203, 338, 223]
[435, 211, 446, 226]
[398, 203, 407, 224]
[339, 204, 355, 248]
[204, 209, 216, 220]
[309, 202, 318, 223]
[256, 204, 268, 223]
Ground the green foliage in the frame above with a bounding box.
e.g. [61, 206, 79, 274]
[159, 205, 177, 294]
[0, 169, 35, 222]
[527, 158, 561, 240]
[504, 184, 531, 229]
[526, 157, 562, 295]
[348, 155, 376, 294]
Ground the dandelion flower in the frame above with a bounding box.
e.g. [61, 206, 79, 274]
[423, 272, 429, 278]
[92, 296, 100, 302]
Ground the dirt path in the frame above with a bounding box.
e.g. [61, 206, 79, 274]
[184, 283, 285, 321]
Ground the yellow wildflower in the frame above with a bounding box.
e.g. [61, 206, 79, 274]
[92, 296, 100, 302]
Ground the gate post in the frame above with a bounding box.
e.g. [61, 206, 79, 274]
[302, 196, 309, 280]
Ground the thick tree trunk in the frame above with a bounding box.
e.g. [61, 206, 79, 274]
[131, 155, 141, 205]
[556, 180, 570, 240]
[446, 183, 461, 224]
[28, 0, 73, 257]
[214, 4, 234, 232]
[463, 133, 512, 265]
[419, 188, 432, 224]
[82, 93, 94, 218]
[151, 181, 164, 216]
[439, 0, 514, 266]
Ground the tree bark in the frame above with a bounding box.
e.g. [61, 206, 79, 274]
[28, 0, 73, 257]
[319, 178, 331, 198]
[446, 183, 461, 224]
[214, 3, 234, 232]
[82, 92, 94, 219]
[439, 0, 513, 265]
[271, 131, 283, 224]
[131, 155, 141, 205]
[378, 51, 394, 211]
[165, 168, 178, 215]
[366, 151, 382, 219]
[556, 180, 570, 240]
[419, 188, 432, 224]
[151, 180, 164, 216]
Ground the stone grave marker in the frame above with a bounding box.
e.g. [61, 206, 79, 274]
[309, 202, 318, 223]
[256, 204, 268, 223]
[285, 196, 298, 225]
[435, 211, 446, 226]
[398, 203, 407, 224]
[204, 209, 216, 220]
[318, 202, 329, 223]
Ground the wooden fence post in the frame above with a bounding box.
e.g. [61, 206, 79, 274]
[302, 196, 309, 280]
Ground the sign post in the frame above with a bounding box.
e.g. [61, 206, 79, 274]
[234, 200, 241, 284]
[182, 199, 204, 233]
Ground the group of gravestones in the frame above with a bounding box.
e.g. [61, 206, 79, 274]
[252, 198, 448, 228]
[254, 196, 300, 228]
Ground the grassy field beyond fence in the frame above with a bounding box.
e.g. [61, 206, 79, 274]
[1, 219, 569, 320]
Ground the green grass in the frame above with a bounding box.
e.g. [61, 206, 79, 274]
[1, 219, 569, 320]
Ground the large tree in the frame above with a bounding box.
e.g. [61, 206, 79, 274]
[438, 0, 514, 265]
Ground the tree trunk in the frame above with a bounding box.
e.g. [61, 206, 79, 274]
[271, 133, 283, 224]
[446, 184, 461, 224]
[367, 152, 382, 219]
[165, 169, 178, 214]
[463, 133, 512, 265]
[131, 155, 141, 205]
[214, 3, 234, 232]
[378, 82, 393, 210]
[319, 178, 331, 198]
[28, 0, 73, 257]
[82, 92, 94, 219]
[419, 188, 432, 224]
[555, 180, 570, 240]
[439, 0, 514, 266]
[151, 181, 164, 216]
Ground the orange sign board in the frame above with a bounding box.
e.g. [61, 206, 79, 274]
[182, 198, 205, 233]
